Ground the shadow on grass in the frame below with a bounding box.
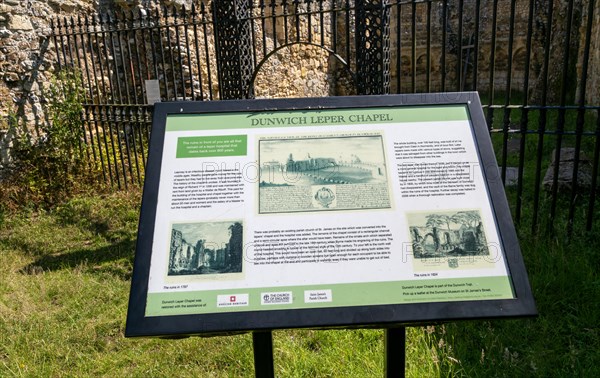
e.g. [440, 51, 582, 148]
[20, 238, 136, 280]
[426, 231, 600, 377]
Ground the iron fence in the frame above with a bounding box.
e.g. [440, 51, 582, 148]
[51, 0, 600, 234]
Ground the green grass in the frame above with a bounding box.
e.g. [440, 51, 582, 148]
[0, 188, 598, 377]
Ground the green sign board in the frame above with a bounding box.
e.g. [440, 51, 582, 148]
[126, 93, 536, 337]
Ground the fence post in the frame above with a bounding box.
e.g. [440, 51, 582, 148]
[213, 0, 255, 100]
[355, 0, 391, 95]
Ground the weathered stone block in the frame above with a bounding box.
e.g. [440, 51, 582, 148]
[4, 72, 19, 82]
[7, 15, 33, 31]
[48, 0, 80, 13]
[543, 148, 595, 192]
[0, 27, 11, 38]
[498, 167, 520, 187]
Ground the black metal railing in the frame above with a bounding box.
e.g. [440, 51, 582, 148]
[50, 0, 600, 235]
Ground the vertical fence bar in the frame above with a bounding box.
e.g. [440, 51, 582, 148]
[201, 3, 214, 100]
[111, 12, 131, 104]
[441, 0, 447, 92]
[117, 12, 133, 104]
[107, 14, 126, 104]
[568, 0, 596, 235]
[89, 106, 107, 183]
[142, 8, 158, 84]
[136, 107, 148, 169]
[78, 16, 95, 105]
[71, 16, 96, 166]
[155, 8, 170, 101]
[531, 0, 554, 232]
[457, 0, 463, 91]
[260, 0, 268, 59]
[282, 0, 289, 45]
[319, 0, 324, 47]
[345, 0, 351, 65]
[132, 10, 147, 105]
[173, 7, 187, 100]
[112, 14, 132, 183]
[270, 0, 277, 50]
[500, 0, 516, 184]
[250, 1, 258, 69]
[307, 0, 313, 44]
[472, 0, 480, 91]
[103, 106, 121, 189]
[66, 17, 85, 135]
[85, 17, 104, 104]
[164, 7, 176, 99]
[486, 0, 498, 128]
[125, 13, 140, 104]
[112, 106, 128, 190]
[410, 0, 416, 93]
[294, 0, 300, 43]
[119, 11, 140, 105]
[182, 6, 195, 100]
[128, 107, 142, 184]
[121, 107, 136, 185]
[587, 111, 600, 231]
[93, 14, 116, 186]
[58, 18, 69, 68]
[164, 6, 178, 100]
[395, 2, 401, 92]
[97, 106, 113, 186]
[100, 15, 122, 189]
[425, 0, 431, 92]
[64, 17, 75, 69]
[137, 9, 152, 82]
[51, 19, 63, 70]
[83, 17, 107, 182]
[68, 17, 84, 96]
[549, 0, 576, 228]
[191, 4, 204, 101]
[515, 0, 536, 225]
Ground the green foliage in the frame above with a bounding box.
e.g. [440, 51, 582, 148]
[0, 191, 598, 377]
[1, 70, 105, 210]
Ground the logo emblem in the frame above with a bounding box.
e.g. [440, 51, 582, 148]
[314, 187, 335, 208]
[448, 258, 459, 269]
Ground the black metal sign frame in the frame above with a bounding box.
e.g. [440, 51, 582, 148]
[126, 93, 536, 338]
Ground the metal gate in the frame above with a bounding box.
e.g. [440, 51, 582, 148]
[51, 0, 600, 235]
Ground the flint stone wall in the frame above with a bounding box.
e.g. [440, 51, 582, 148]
[0, 0, 599, 172]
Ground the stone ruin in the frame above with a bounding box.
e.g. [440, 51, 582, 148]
[1, 0, 600, 175]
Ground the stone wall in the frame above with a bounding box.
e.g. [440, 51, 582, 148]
[0, 0, 96, 171]
[583, 0, 600, 105]
[1, 0, 599, 172]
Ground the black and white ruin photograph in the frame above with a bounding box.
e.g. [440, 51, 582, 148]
[408, 210, 490, 259]
[259, 135, 388, 187]
[168, 221, 243, 276]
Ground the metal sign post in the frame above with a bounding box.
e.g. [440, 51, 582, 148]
[252, 330, 275, 378]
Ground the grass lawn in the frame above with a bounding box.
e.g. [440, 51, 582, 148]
[0, 189, 598, 377]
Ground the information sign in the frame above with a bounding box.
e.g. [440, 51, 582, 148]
[126, 93, 536, 337]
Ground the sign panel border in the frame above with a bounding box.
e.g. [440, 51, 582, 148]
[126, 93, 537, 338]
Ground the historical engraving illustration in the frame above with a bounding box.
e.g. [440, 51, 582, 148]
[168, 221, 243, 276]
[258, 134, 391, 213]
[408, 210, 490, 262]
